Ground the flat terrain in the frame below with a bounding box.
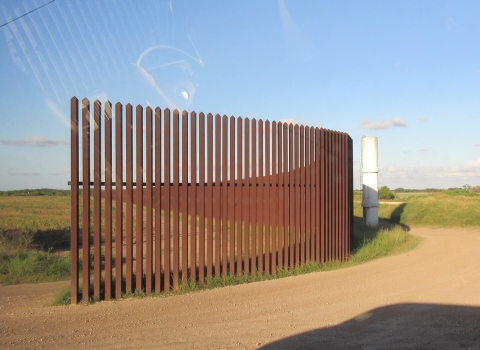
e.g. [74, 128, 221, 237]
[1, 227, 480, 349]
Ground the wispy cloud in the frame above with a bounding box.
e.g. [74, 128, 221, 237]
[278, 118, 321, 128]
[404, 148, 431, 154]
[358, 117, 408, 130]
[417, 116, 429, 122]
[7, 172, 40, 176]
[0, 137, 69, 147]
[382, 158, 480, 179]
[279, 118, 299, 126]
[475, 143, 480, 147]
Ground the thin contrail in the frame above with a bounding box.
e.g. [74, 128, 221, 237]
[0, 0, 56, 28]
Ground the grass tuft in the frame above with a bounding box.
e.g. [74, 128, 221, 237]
[52, 287, 71, 306]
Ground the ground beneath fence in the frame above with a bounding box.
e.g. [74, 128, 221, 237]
[1, 227, 480, 349]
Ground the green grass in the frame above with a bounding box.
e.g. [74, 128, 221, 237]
[0, 249, 70, 285]
[0, 228, 71, 285]
[52, 287, 72, 306]
[0, 196, 73, 285]
[3, 190, 477, 304]
[395, 192, 429, 199]
[398, 192, 480, 227]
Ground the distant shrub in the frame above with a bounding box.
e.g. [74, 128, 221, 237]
[379, 186, 395, 200]
[444, 188, 477, 197]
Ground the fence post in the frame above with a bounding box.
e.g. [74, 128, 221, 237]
[70, 97, 79, 304]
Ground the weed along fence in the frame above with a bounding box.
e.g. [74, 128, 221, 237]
[70, 97, 354, 303]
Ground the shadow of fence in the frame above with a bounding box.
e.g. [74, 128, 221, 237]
[260, 303, 480, 349]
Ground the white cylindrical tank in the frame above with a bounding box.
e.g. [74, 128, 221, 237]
[361, 136, 379, 226]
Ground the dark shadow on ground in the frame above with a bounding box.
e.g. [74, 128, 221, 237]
[389, 203, 410, 232]
[33, 228, 70, 252]
[260, 303, 480, 349]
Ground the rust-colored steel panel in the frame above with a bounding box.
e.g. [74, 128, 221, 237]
[294, 124, 300, 267]
[289, 124, 294, 269]
[198, 112, 205, 285]
[348, 134, 353, 259]
[115, 103, 123, 299]
[277, 122, 283, 270]
[339, 133, 344, 261]
[283, 123, 289, 268]
[104, 101, 113, 300]
[190, 112, 197, 281]
[251, 119, 257, 274]
[244, 118, 250, 275]
[82, 98, 91, 301]
[342, 133, 350, 260]
[305, 126, 311, 263]
[206, 113, 214, 280]
[324, 130, 330, 262]
[93, 100, 102, 300]
[70, 97, 79, 304]
[327, 131, 332, 261]
[236, 117, 243, 274]
[271, 121, 277, 275]
[346, 134, 350, 259]
[338, 132, 342, 261]
[145, 107, 153, 293]
[335, 133, 340, 260]
[330, 131, 335, 260]
[214, 114, 221, 277]
[329, 132, 334, 260]
[265, 120, 271, 274]
[258, 120, 264, 274]
[173, 110, 180, 289]
[182, 111, 189, 282]
[135, 105, 144, 292]
[309, 127, 315, 261]
[125, 104, 134, 293]
[228, 116, 235, 276]
[335, 132, 340, 261]
[341, 133, 344, 260]
[155, 107, 162, 292]
[334, 132, 339, 260]
[300, 125, 305, 265]
[71, 99, 354, 301]
[340, 133, 348, 261]
[164, 109, 171, 292]
[221, 115, 228, 277]
[317, 128, 322, 263]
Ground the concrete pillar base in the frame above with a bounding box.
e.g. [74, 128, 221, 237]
[363, 206, 379, 227]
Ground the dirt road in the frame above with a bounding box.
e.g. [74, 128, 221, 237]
[1, 227, 480, 349]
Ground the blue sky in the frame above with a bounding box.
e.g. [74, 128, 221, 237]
[0, 0, 479, 190]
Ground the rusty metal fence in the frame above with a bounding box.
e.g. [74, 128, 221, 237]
[70, 97, 353, 303]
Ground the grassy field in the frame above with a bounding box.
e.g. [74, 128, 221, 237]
[0, 196, 71, 285]
[394, 192, 429, 199]
[2, 189, 479, 302]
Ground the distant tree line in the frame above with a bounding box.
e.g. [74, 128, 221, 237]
[393, 188, 443, 193]
[0, 189, 71, 196]
[356, 184, 480, 201]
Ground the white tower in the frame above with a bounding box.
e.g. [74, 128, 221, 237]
[361, 136, 379, 226]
